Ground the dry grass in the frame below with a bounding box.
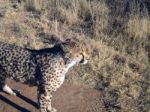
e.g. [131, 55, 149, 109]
[126, 16, 150, 39]
[0, 0, 149, 112]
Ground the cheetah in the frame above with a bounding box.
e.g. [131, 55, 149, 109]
[0, 39, 90, 112]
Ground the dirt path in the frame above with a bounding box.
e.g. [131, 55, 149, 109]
[0, 80, 105, 112]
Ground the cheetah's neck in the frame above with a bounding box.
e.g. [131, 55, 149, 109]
[65, 60, 76, 70]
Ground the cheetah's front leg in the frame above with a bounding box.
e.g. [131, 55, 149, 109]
[39, 94, 51, 112]
[46, 93, 57, 112]
[38, 84, 57, 112]
[45, 80, 62, 112]
[39, 93, 57, 112]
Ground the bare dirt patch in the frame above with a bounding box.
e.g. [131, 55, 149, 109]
[0, 80, 105, 112]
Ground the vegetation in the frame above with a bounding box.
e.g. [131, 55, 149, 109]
[0, 0, 149, 111]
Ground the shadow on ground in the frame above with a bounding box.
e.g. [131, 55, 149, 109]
[0, 80, 105, 112]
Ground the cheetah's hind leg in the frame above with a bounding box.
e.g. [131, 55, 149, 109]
[2, 84, 17, 96]
[0, 68, 18, 96]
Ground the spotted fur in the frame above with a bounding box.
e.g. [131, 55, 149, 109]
[0, 39, 90, 112]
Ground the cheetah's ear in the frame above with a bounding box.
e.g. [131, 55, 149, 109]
[60, 38, 79, 52]
[60, 42, 70, 53]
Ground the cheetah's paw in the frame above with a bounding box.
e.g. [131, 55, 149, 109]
[47, 107, 57, 112]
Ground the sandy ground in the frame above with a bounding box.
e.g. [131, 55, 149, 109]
[0, 80, 105, 112]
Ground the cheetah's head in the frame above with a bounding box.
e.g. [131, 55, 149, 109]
[60, 39, 90, 65]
